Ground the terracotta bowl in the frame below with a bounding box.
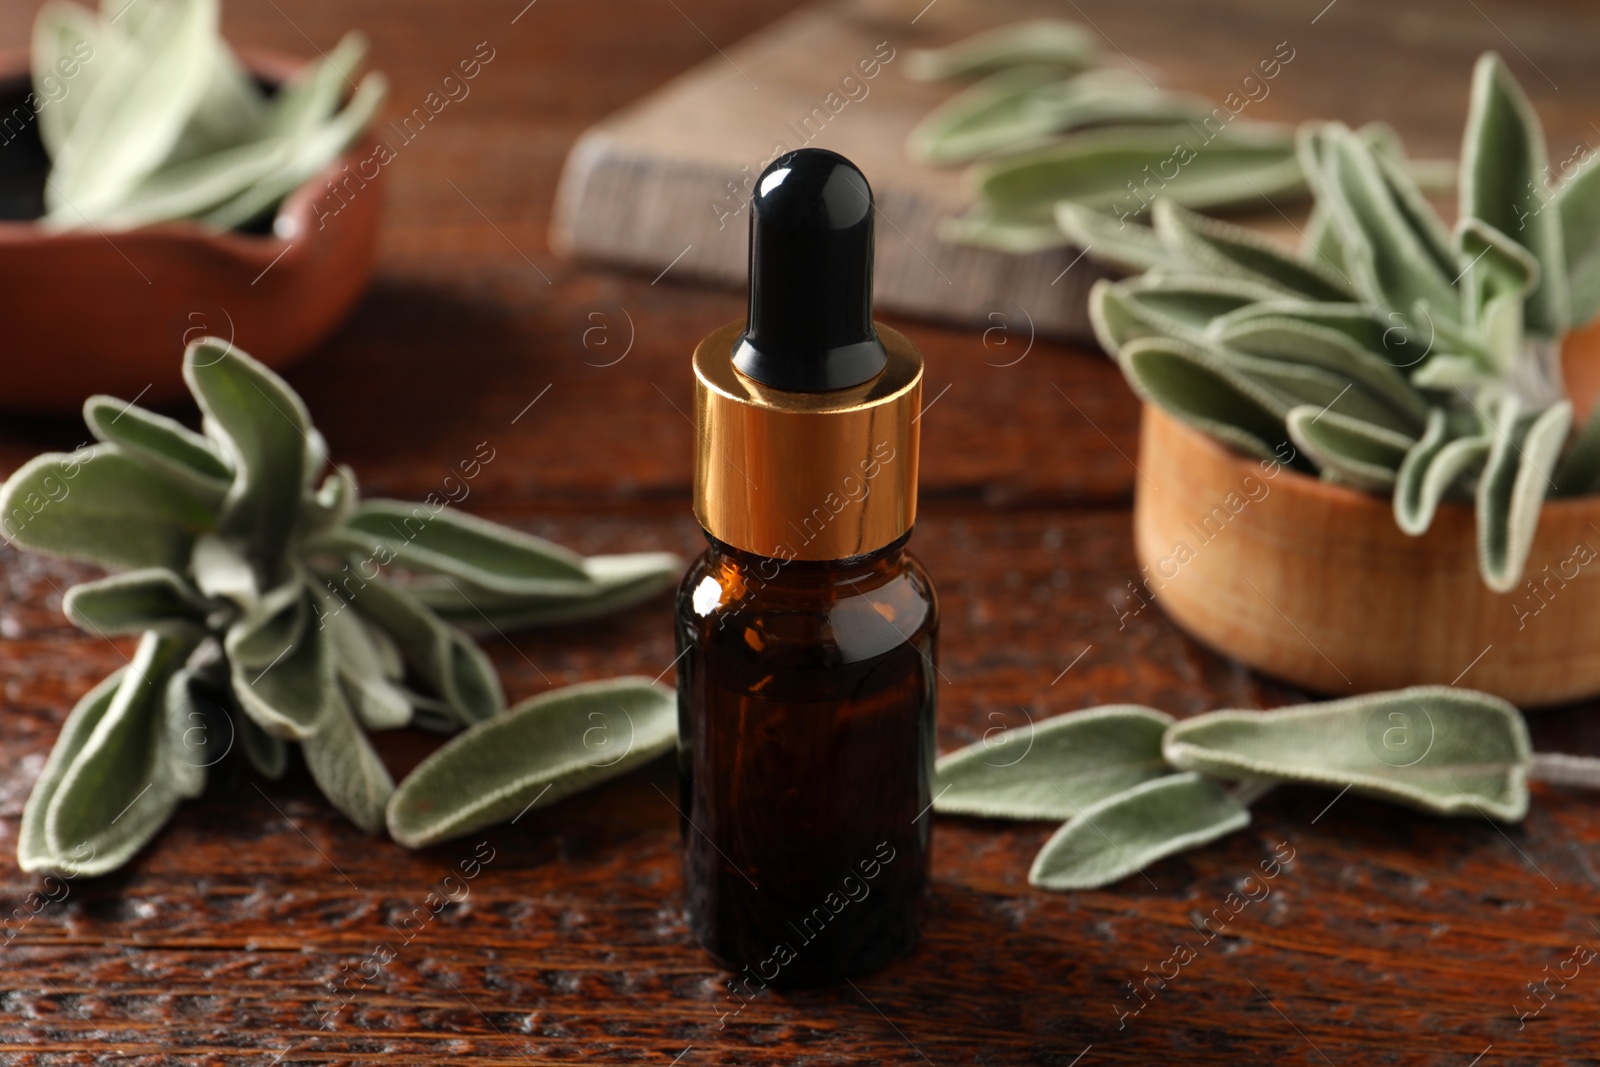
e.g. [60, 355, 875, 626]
[1132, 326, 1600, 708]
[0, 49, 380, 412]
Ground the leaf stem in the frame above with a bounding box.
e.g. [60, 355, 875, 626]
[1528, 752, 1600, 789]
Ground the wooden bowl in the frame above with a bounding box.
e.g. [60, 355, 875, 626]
[0, 49, 380, 412]
[1132, 329, 1600, 708]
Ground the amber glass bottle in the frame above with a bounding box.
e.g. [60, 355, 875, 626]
[676, 534, 937, 985]
[676, 148, 938, 986]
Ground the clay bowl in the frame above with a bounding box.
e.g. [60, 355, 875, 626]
[1132, 326, 1600, 709]
[0, 49, 381, 412]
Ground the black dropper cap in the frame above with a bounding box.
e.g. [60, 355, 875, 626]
[732, 148, 888, 392]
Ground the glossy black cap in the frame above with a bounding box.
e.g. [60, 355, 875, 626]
[732, 149, 888, 392]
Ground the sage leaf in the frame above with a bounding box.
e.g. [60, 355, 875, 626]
[161, 668, 213, 799]
[1557, 149, 1600, 327]
[905, 20, 1097, 81]
[239, 712, 287, 780]
[1055, 204, 1173, 273]
[17, 667, 126, 874]
[184, 338, 313, 583]
[341, 662, 413, 732]
[1302, 203, 1349, 279]
[226, 584, 336, 740]
[907, 65, 1067, 166]
[43, 632, 197, 876]
[0, 446, 215, 571]
[301, 691, 393, 833]
[45, 0, 218, 221]
[320, 590, 411, 731]
[1410, 352, 1496, 391]
[298, 466, 359, 542]
[1151, 199, 1353, 301]
[1300, 123, 1458, 322]
[971, 124, 1304, 230]
[342, 574, 504, 727]
[322, 499, 593, 596]
[1208, 299, 1393, 357]
[261, 32, 368, 138]
[201, 72, 387, 231]
[1028, 773, 1249, 891]
[1456, 217, 1538, 373]
[1477, 397, 1570, 593]
[95, 133, 297, 228]
[1221, 351, 1414, 434]
[387, 677, 676, 848]
[935, 705, 1173, 820]
[1089, 274, 1282, 351]
[82, 393, 231, 507]
[1210, 316, 1429, 427]
[190, 532, 259, 609]
[63, 567, 212, 636]
[31, 0, 114, 159]
[411, 551, 681, 633]
[1161, 686, 1531, 820]
[1395, 409, 1491, 535]
[910, 67, 1210, 166]
[166, 38, 266, 160]
[1116, 336, 1289, 461]
[1460, 52, 1568, 335]
[1286, 406, 1416, 492]
[224, 578, 305, 669]
[1359, 126, 1458, 282]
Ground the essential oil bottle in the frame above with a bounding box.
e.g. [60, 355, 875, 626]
[674, 148, 938, 987]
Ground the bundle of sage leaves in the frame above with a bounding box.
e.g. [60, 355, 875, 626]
[905, 20, 1336, 253]
[35, 0, 384, 231]
[1059, 53, 1600, 592]
[936, 685, 1599, 890]
[4, 339, 681, 876]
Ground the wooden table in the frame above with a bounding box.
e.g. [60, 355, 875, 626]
[3, 0, 1599, 1062]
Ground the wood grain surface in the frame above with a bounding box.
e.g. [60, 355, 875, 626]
[2, 0, 1600, 1063]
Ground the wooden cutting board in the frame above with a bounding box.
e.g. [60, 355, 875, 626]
[549, 0, 1118, 340]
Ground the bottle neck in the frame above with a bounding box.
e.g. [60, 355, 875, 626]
[703, 530, 911, 588]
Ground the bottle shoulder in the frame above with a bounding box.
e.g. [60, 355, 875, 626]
[676, 541, 937, 664]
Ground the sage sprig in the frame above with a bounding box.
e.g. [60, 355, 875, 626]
[35, 0, 385, 231]
[1059, 53, 1600, 591]
[939, 686, 1592, 891]
[907, 20, 1320, 252]
[3, 339, 680, 875]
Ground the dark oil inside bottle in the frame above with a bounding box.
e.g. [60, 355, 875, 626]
[674, 532, 938, 987]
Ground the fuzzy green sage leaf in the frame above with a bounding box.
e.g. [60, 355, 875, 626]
[1162, 686, 1531, 820]
[63, 567, 212, 636]
[935, 705, 1173, 821]
[40, 633, 201, 876]
[386, 677, 677, 848]
[0, 445, 215, 571]
[1028, 772, 1250, 891]
[905, 20, 1097, 82]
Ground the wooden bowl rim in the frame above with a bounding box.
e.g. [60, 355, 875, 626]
[0, 47, 373, 268]
[1146, 403, 1600, 519]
